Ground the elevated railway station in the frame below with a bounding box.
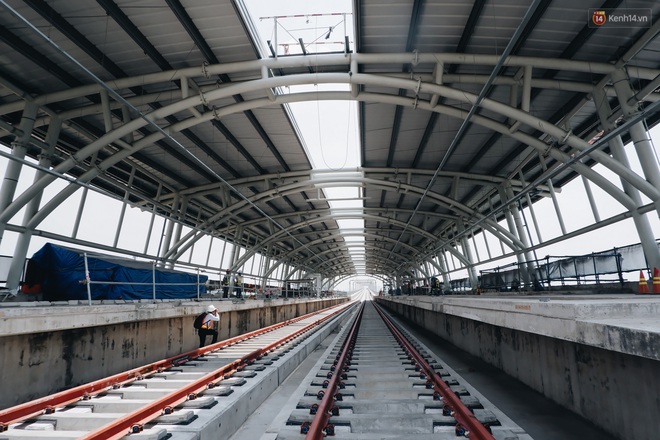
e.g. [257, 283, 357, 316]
[0, 1, 659, 439]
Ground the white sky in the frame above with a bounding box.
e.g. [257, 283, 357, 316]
[242, 0, 366, 274]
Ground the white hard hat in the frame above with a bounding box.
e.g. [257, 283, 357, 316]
[207, 305, 217, 312]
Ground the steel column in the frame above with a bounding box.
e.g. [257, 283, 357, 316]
[481, 227, 492, 259]
[581, 174, 601, 222]
[504, 182, 535, 285]
[143, 183, 163, 255]
[0, 102, 37, 246]
[113, 166, 136, 248]
[497, 185, 528, 279]
[538, 153, 567, 234]
[204, 235, 214, 267]
[457, 218, 479, 288]
[611, 69, 660, 194]
[595, 84, 660, 272]
[438, 250, 451, 288]
[172, 195, 189, 259]
[159, 193, 179, 268]
[6, 117, 62, 293]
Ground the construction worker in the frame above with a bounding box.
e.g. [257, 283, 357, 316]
[196, 304, 219, 347]
[221, 270, 230, 298]
[234, 272, 243, 298]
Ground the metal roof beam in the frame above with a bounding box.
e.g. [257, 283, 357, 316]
[164, 0, 292, 172]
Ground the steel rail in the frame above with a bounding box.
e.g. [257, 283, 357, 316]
[305, 301, 365, 439]
[372, 302, 495, 440]
[0, 300, 353, 431]
[83, 301, 355, 440]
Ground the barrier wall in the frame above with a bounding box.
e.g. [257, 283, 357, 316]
[0, 297, 346, 410]
[376, 296, 660, 440]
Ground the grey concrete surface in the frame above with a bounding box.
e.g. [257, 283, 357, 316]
[405, 321, 620, 440]
[251, 301, 528, 439]
[379, 295, 657, 440]
[228, 327, 343, 440]
[381, 294, 660, 360]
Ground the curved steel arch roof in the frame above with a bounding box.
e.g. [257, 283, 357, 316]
[0, 0, 659, 285]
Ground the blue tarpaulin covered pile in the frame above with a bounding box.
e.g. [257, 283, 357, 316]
[25, 243, 207, 301]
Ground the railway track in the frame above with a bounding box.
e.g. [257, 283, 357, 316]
[0, 301, 356, 440]
[1, 295, 530, 440]
[263, 297, 530, 440]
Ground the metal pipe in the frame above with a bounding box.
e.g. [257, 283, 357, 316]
[522, 64, 532, 112]
[505, 183, 536, 284]
[143, 183, 161, 254]
[582, 174, 600, 223]
[83, 252, 92, 306]
[5, 117, 61, 293]
[152, 261, 156, 302]
[0, 102, 37, 243]
[273, 17, 278, 59]
[498, 185, 528, 279]
[113, 167, 135, 248]
[4, 52, 652, 113]
[100, 89, 113, 132]
[429, 61, 444, 108]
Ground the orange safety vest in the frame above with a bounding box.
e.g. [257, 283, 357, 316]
[201, 313, 215, 329]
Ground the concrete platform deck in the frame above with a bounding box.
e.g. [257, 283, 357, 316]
[0, 296, 347, 410]
[0, 296, 346, 336]
[376, 293, 660, 440]
[379, 293, 660, 361]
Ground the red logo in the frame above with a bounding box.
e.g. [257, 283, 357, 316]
[592, 10, 606, 26]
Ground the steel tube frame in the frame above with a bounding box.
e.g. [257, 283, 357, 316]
[0, 44, 657, 288]
[0, 84, 647, 251]
[2, 70, 656, 226]
[0, 102, 38, 244]
[2, 52, 657, 117]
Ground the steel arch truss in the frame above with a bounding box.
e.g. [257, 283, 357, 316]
[1, 52, 659, 288]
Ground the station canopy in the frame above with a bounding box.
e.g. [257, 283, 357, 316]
[0, 0, 659, 284]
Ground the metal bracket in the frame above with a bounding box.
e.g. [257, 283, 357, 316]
[200, 89, 209, 108]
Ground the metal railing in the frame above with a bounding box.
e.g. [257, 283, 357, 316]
[478, 241, 656, 292]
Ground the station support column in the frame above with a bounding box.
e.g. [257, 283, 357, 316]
[610, 71, 660, 191]
[497, 186, 530, 285]
[601, 72, 660, 272]
[158, 193, 179, 268]
[6, 118, 62, 293]
[437, 251, 451, 291]
[456, 218, 479, 289]
[0, 103, 38, 249]
[504, 182, 536, 286]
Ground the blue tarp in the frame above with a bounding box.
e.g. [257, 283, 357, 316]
[27, 243, 207, 301]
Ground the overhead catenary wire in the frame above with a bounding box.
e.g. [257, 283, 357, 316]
[261, 12, 350, 55]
